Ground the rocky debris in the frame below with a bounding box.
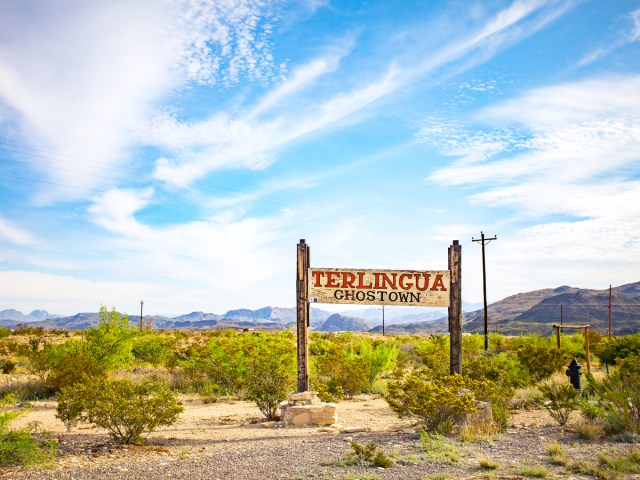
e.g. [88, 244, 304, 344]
[279, 391, 338, 427]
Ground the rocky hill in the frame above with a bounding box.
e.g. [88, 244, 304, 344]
[463, 282, 640, 336]
[318, 313, 370, 332]
[2, 281, 639, 335]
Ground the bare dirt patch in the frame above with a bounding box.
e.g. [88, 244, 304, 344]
[3, 396, 638, 480]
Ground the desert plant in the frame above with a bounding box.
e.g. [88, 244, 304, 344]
[343, 440, 393, 468]
[0, 358, 15, 374]
[56, 376, 183, 444]
[514, 340, 570, 383]
[243, 333, 296, 419]
[386, 371, 494, 434]
[0, 394, 57, 466]
[419, 430, 460, 464]
[536, 382, 581, 426]
[545, 441, 568, 466]
[478, 456, 499, 470]
[46, 307, 136, 389]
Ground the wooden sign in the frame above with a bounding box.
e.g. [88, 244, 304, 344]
[308, 268, 450, 307]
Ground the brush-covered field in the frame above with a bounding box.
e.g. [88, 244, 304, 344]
[1, 308, 639, 479]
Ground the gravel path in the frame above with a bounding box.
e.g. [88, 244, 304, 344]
[3, 398, 639, 479]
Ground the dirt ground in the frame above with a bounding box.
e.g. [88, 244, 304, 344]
[2, 395, 640, 479]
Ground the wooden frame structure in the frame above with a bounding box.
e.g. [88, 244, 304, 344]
[296, 239, 462, 391]
[552, 323, 591, 372]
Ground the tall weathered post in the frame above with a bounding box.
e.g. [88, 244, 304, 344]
[448, 240, 462, 375]
[296, 239, 310, 392]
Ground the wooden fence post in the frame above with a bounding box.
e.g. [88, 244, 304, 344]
[296, 239, 310, 391]
[448, 240, 462, 375]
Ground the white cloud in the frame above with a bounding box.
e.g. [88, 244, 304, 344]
[0, 0, 283, 202]
[0, 217, 38, 246]
[579, 7, 640, 66]
[422, 74, 640, 300]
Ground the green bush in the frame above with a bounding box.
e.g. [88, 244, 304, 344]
[537, 382, 581, 426]
[56, 376, 183, 444]
[310, 333, 372, 399]
[344, 440, 393, 468]
[386, 372, 495, 434]
[513, 340, 570, 384]
[132, 333, 173, 366]
[46, 307, 136, 389]
[243, 332, 296, 419]
[0, 358, 15, 374]
[0, 394, 57, 466]
[595, 333, 640, 365]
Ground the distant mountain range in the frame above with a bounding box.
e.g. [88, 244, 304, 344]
[2, 281, 639, 335]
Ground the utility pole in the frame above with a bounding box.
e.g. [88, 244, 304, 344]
[139, 300, 144, 331]
[472, 231, 497, 351]
[608, 285, 612, 339]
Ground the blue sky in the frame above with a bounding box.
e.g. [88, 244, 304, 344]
[1, 0, 639, 317]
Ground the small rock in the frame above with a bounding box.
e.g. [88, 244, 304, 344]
[342, 426, 369, 434]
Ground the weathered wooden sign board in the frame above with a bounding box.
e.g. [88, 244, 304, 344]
[296, 239, 462, 392]
[308, 268, 450, 307]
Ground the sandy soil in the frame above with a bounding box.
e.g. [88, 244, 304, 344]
[2, 396, 639, 480]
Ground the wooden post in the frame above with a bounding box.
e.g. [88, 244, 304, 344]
[448, 240, 462, 375]
[608, 285, 612, 339]
[296, 239, 310, 392]
[584, 326, 591, 373]
[555, 325, 561, 349]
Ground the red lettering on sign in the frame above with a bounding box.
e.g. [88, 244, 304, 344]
[356, 272, 373, 289]
[399, 273, 413, 290]
[326, 271, 340, 288]
[311, 270, 325, 287]
[341, 271, 356, 288]
[414, 273, 430, 291]
[431, 274, 448, 291]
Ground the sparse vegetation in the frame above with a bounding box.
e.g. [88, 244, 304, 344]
[343, 440, 393, 468]
[56, 376, 183, 444]
[536, 382, 581, 426]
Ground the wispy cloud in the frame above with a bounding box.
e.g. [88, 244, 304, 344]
[579, 7, 640, 66]
[0, 1, 283, 202]
[422, 74, 640, 291]
[0, 217, 38, 246]
[149, 0, 572, 189]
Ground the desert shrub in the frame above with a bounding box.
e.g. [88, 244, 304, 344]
[243, 332, 296, 420]
[545, 441, 568, 466]
[56, 376, 183, 444]
[386, 371, 495, 434]
[536, 382, 581, 426]
[0, 358, 15, 374]
[511, 339, 570, 384]
[413, 335, 450, 378]
[47, 307, 136, 389]
[574, 421, 604, 440]
[181, 330, 296, 417]
[464, 352, 528, 390]
[0, 327, 11, 339]
[594, 333, 640, 365]
[419, 431, 460, 464]
[310, 334, 372, 399]
[0, 394, 57, 466]
[571, 449, 640, 479]
[343, 440, 393, 468]
[132, 333, 173, 366]
[600, 375, 640, 435]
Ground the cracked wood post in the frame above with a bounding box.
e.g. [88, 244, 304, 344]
[296, 239, 310, 392]
[448, 240, 462, 375]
